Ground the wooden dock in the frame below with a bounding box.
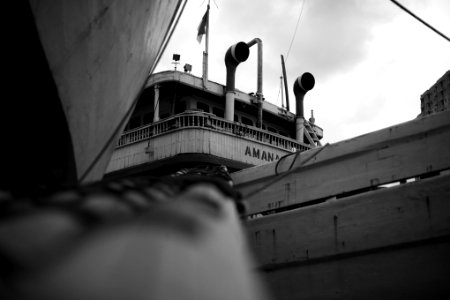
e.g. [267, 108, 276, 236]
[233, 110, 450, 299]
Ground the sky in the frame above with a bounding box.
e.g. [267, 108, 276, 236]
[155, 0, 450, 144]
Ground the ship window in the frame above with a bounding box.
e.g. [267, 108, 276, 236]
[196, 101, 210, 113]
[241, 116, 254, 126]
[212, 107, 224, 118]
[267, 126, 277, 133]
[128, 116, 141, 129]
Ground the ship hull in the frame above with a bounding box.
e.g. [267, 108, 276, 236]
[29, 0, 183, 183]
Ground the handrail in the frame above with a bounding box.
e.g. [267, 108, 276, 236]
[117, 111, 311, 152]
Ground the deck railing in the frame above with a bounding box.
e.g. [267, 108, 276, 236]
[117, 111, 311, 152]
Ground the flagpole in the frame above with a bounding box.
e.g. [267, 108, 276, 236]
[206, 3, 209, 57]
[202, 3, 210, 86]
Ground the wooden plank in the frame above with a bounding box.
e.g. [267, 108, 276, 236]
[246, 173, 450, 267]
[234, 111, 450, 215]
[235, 110, 450, 183]
[262, 240, 450, 300]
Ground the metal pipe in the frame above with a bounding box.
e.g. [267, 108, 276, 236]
[153, 84, 160, 122]
[293, 72, 315, 142]
[247, 38, 263, 97]
[247, 38, 263, 128]
[224, 42, 249, 121]
[280, 76, 285, 108]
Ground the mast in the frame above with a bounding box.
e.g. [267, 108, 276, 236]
[281, 54, 290, 112]
[280, 76, 285, 109]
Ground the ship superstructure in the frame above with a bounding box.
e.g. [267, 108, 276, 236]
[105, 41, 323, 179]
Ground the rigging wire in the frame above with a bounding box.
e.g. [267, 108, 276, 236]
[390, 0, 450, 43]
[275, 84, 281, 104]
[201, 0, 218, 9]
[277, 0, 305, 104]
[285, 0, 306, 62]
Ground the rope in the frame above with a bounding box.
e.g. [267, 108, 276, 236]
[243, 143, 329, 199]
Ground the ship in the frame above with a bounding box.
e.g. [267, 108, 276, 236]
[104, 46, 323, 179]
[1, 1, 449, 299]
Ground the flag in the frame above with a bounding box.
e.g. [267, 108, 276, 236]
[197, 7, 209, 43]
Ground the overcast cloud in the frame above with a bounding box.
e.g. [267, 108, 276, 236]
[155, 0, 450, 143]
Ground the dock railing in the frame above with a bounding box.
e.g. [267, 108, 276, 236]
[117, 111, 311, 153]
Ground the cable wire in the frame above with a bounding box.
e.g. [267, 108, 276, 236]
[390, 0, 450, 43]
[243, 143, 329, 200]
[275, 85, 281, 105]
[285, 0, 306, 62]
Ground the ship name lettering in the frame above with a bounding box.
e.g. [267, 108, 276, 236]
[245, 146, 280, 162]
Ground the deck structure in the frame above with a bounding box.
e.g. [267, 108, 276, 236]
[105, 70, 323, 179]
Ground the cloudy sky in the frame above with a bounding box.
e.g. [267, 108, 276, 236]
[155, 0, 450, 144]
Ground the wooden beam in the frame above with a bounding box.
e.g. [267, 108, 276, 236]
[234, 111, 450, 215]
[261, 240, 450, 299]
[246, 173, 450, 267]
